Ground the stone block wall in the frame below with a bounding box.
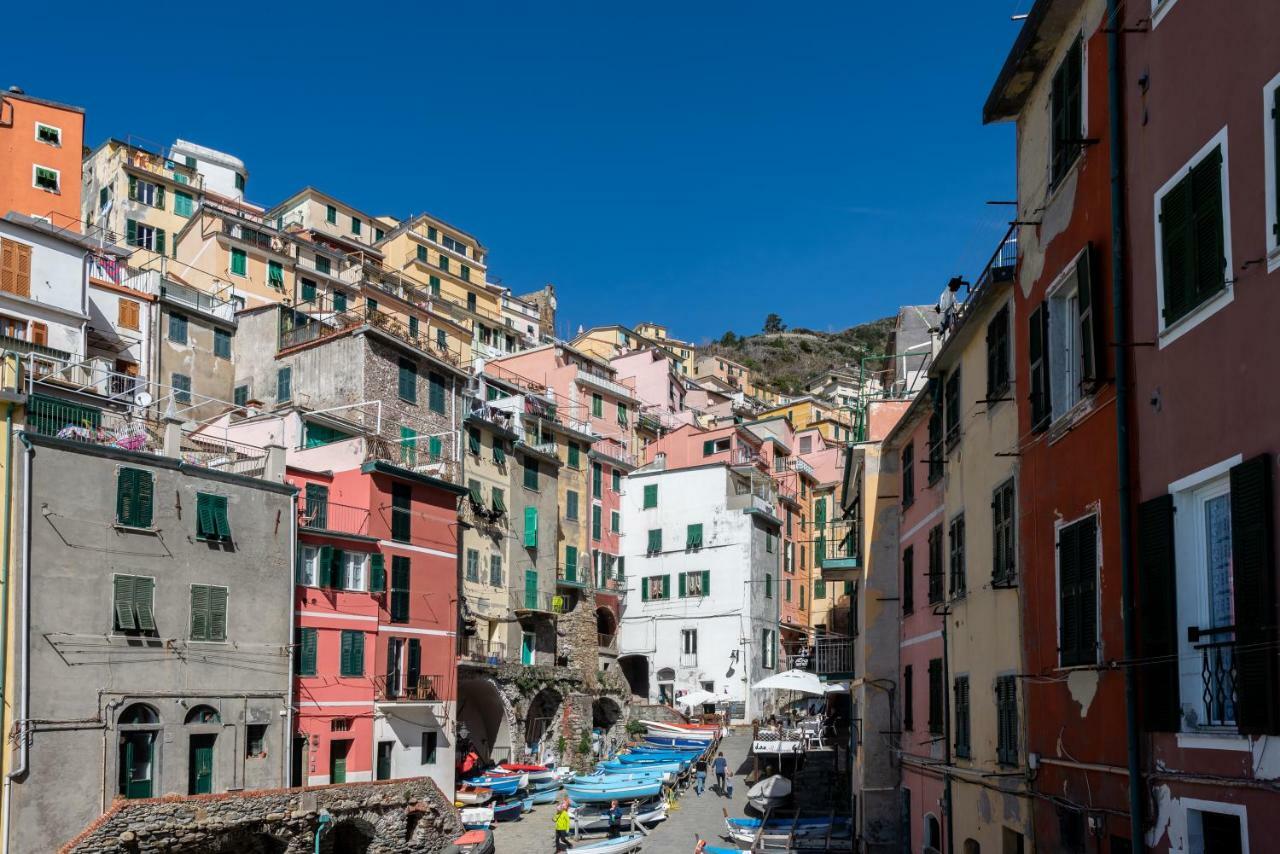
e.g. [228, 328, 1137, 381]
[61, 777, 463, 854]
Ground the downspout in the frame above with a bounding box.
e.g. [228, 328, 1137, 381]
[1106, 1, 1144, 848]
[940, 605, 954, 854]
[0, 403, 12, 854]
[284, 491, 297, 787]
[4, 432, 33, 854]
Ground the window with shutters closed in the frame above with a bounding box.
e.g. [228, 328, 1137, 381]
[118, 299, 140, 331]
[954, 676, 971, 758]
[398, 358, 417, 403]
[647, 528, 662, 555]
[643, 484, 658, 509]
[391, 483, 412, 542]
[1049, 36, 1084, 189]
[996, 675, 1018, 764]
[1156, 136, 1231, 332]
[927, 525, 944, 604]
[113, 574, 156, 636]
[903, 665, 914, 731]
[116, 467, 155, 528]
[189, 584, 228, 642]
[927, 658, 943, 734]
[949, 515, 966, 598]
[902, 545, 915, 614]
[295, 628, 317, 676]
[1057, 514, 1098, 667]
[986, 304, 1012, 401]
[901, 443, 914, 508]
[390, 556, 411, 623]
[1268, 79, 1280, 264]
[195, 492, 232, 542]
[992, 479, 1017, 586]
[428, 373, 446, 414]
[339, 630, 364, 677]
[0, 238, 32, 298]
[591, 504, 602, 540]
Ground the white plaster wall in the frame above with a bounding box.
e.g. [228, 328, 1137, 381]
[372, 704, 454, 793]
[619, 465, 775, 720]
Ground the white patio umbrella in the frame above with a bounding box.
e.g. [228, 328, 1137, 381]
[822, 683, 850, 694]
[750, 669, 825, 696]
[675, 690, 723, 708]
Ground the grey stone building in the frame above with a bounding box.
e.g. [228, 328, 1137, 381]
[7, 410, 295, 854]
[153, 272, 239, 421]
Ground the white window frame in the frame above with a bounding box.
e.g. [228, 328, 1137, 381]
[32, 164, 60, 193]
[681, 628, 697, 656]
[1264, 71, 1280, 274]
[133, 178, 160, 207]
[683, 571, 704, 598]
[1052, 509, 1101, 669]
[1180, 798, 1249, 854]
[1150, 0, 1181, 30]
[299, 546, 320, 587]
[342, 552, 367, 592]
[134, 223, 158, 252]
[1153, 126, 1234, 348]
[34, 122, 61, 146]
[647, 576, 666, 600]
[1045, 249, 1088, 422]
[1169, 453, 1242, 732]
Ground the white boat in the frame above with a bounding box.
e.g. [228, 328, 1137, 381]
[455, 785, 493, 805]
[460, 806, 494, 829]
[639, 719, 717, 741]
[563, 831, 645, 852]
[747, 774, 793, 813]
[570, 797, 668, 831]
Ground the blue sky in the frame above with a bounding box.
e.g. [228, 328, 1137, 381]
[8, 1, 1022, 342]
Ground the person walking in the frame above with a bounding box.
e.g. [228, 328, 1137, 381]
[554, 800, 573, 851]
[606, 799, 623, 839]
[694, 756, 708, 795]
[712, 751, 728, 796]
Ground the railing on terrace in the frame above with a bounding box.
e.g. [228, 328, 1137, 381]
[465, 398, 516, 432]
[574, 367, 635, 400]
[460, 637, 508, 666]
[25, 395, 162, 453]
[815, 519, 860, 569]
[159, 278, 237, 322]
[679, 653, 698, 668]
[524, 396, 557, 422]
[480, 362, 545, 393]
[511, 590, 563, 614]
[297, 499, 371, 537]
[123, 138, 204, 191]
[374, 674, 443, 703]
[556, 563, 588, 587]
[181, 433, 267, 478]
[791, 457, 815, 477]
[364, 435, 461, 483]
[220, 216, 290, 257]
[972, 224, 1019, 294]
[279, 304, 464, 367]
[591, 437, 637, 467]
[598, 633, 617, 650]
[730, 446, 766, 468]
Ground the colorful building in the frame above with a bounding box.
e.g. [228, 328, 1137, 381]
[985, 1, 1129, 847]
[0, 88, 83, 231]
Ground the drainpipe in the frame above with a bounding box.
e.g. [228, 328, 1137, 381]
[4, 432, 33, 854]
[940, 604, 954, 854]
[1106, 1, 1144, 848]
[0, 402, 12, 854]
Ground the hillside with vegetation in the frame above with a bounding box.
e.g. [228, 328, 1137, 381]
[702, 314, 896, 397]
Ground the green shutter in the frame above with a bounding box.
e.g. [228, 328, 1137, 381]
[299, 628, 317, 676]
[370, 554, 386, 593]
[428, 435, 442, 462]
[492, 488, 506, 513]
[134, 577, 155, 631]
[702, 570, 710, 596]
[154, 229, 165, 257]
[196, 493, 215, 538]
[641, 577, 649, 602]
[1136, 494, 1181, 731]
[687, 523, 702, 549]
[1189, 147, 1225, 305]
[592, 464, 602, 497]
[468, 427, 481, 455]
[524, 506, 538, 547]
[428, 373, 445, 414]
[209, 586, 227, 641]
[190, 584, 209, 640]
[318, 545, 334, 587]
[643, 484, 658, 508]
[391, 557, 411, 622]
[330, 549, 345, 589]
[648, 529, 662, 554]
[117, 467, 153, 528]
[678, 572, 687, 598]
[565, 546, 578, 581]
[231, 248, 246, 276]
[765, 574, 772, 598]
[468, 479, 483, 505]
[1229, 455, 1280, 735]
[568, 442, 580, 468]
[341, 630, 364, 677]
[212, 495, 231, 540]
[592, 504, 602, 540]
[703, 439, 715, 456]
[661, 575, 670, 599]
[126, 218, 137, 246]
[114, 575, 138, 631]
[128, 175, 138, 201]
[398, 358, 417, 402]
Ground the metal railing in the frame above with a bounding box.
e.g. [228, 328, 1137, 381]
[364, 435, 461, 484]
[598, 633, 617, 651]
[815, 519, 860, 569]
[679, 653, 698, 668]
[556, 564, 587, 586]
[221, 216, 291, 257]
[181, 433, 267, 478]
[511, 590, 561, 614]
[279, 303, 464, 368]
[374, 674, 443, 703]
[25, 396, 160, 453]
[461, 637, 508, 665]
[297, 499, 371, 537]
[591, 437, 636, 467]
[813, 636, 854, 676]
[730, 446, 766, 468]
[1193, 627, 1237, 727]
[574, 367, 636, 401]
[158, 277, 237, 322]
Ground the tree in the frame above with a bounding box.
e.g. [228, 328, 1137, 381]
[719, 330, 739, 347]
[764, 314, 786, 334]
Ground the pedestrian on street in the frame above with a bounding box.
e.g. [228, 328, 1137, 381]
[554, 799, 573, 850]
[713, 751, 728, 795]
[606, 799, 623, 838]
[694, 756, 708, 795]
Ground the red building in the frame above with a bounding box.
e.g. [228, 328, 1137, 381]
[1122, 1, 1280, 850]
[286, 443, 465, 791]
[984, 2, 1131, 849]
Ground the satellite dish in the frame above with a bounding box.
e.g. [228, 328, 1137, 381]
[134, 391, 153, 408]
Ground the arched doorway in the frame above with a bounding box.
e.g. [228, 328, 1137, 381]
[184, 705, 220, 795]
[592, 696, 624, 756]
[618, 654, 649, 699]
[205, 831, 286, 854]
[596, 607, 617, 642]
[117, 703, 160, 799]
[319, 819, 374, 854]
[457, 678, 512, 764]
[656, 667, 675, 705]
[524, 688, 561, 760]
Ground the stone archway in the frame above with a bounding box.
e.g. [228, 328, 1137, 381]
[591, 695, 625, 755]
[458, 677, 513, 764]
[595, 606, 617, 640]
[205, 829, 288, 854]
[319, 818, 376, 854]
[524, 687, 562, 757]
[618, 654, 649, 699]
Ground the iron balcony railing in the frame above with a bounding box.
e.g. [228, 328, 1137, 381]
[375, 674, 443, 703]
[180, 433, 268, 478]
[679, 653, 698, 668]
[511, 589, 562, 614]
[221, 216, 291, 257]
[973, 224, 1019, 293]
[1191, 625, 1237, 727]
[556, 564, 588, 587]
[297, 499, 371, 537]
[591, 437, 636, 468]
[730, 446, 767, 469]
[785, 636, 854, 677]
[461, 637, 508, 666]
[815, 519, 860, 571]
[574, 367, 636, 401]
[363, 436, 461, 484]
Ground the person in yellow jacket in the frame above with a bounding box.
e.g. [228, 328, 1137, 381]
[554, 800, 573, 851]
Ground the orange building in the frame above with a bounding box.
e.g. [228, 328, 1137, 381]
[0, 88, 84, 230]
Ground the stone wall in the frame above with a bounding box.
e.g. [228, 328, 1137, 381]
[61, 777, 463, 854]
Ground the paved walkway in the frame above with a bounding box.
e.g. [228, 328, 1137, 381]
[485, 729, 849, 852]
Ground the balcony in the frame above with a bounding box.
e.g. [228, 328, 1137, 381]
[816, 519, 860, 581]
[297, 499, 371, 538]
[598, 633, 617, 652]
[465, 398, 516, 433]
[1191, 626, 1237, 728]
[364, 435, 461, 484]
[591, 437, 636, 468]
[374, 674, 444, 704]
[460, 637, 508, 667]
[813, 636, 854, 678]
[25, 394, 161, 454]
[159, 278, 236, 323]
[279, 304, 463, 368]
[730, 446, 767, 470]
[511, 590, 561, 616]
[574, 367, 636, 401]
[679, 653, 698, 668]
[791, 458, 815, 478]
[220, 216, 291, 258]
[556, 564, 587, 588]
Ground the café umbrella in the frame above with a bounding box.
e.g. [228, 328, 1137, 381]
[675, 690, 723, 708]
[750, 669, 826, 696]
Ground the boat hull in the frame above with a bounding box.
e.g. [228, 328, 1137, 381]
[564, 780, 663, 803]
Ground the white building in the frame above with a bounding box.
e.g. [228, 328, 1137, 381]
[618, 462, 783, 723]
[170, 139, 248, 203]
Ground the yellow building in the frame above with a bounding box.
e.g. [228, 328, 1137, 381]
[633, 322, 696, 376]
[172, 203, 297, 308]
[82, 139, 206, 270]
[930, 274, 1032, 849]
[570, 325, 640, 362]
[756, 396, 854, 444]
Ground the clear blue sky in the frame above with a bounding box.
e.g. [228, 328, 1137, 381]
[8, 1, 1022, 342]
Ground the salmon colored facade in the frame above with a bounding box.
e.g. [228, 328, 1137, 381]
[0, 89, 84, 230]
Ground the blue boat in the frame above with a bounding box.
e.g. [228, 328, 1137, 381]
[563, 779, 664, 803]
[597, 760, 683, 774]
[615, 753, 689, 765]
[464, 776, 521, 796]
[529, 786, 561, 804]
[576, 769, 671, 784]
[642, 735, 711, 748]
[492, 800, 524, 821]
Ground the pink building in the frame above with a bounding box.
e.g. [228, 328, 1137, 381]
[883, 395, 947, 854]
[485, 343, 641, 624]
[610, 346, 693, 428]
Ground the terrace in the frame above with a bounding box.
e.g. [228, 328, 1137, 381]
[816, 518, 861, 580]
